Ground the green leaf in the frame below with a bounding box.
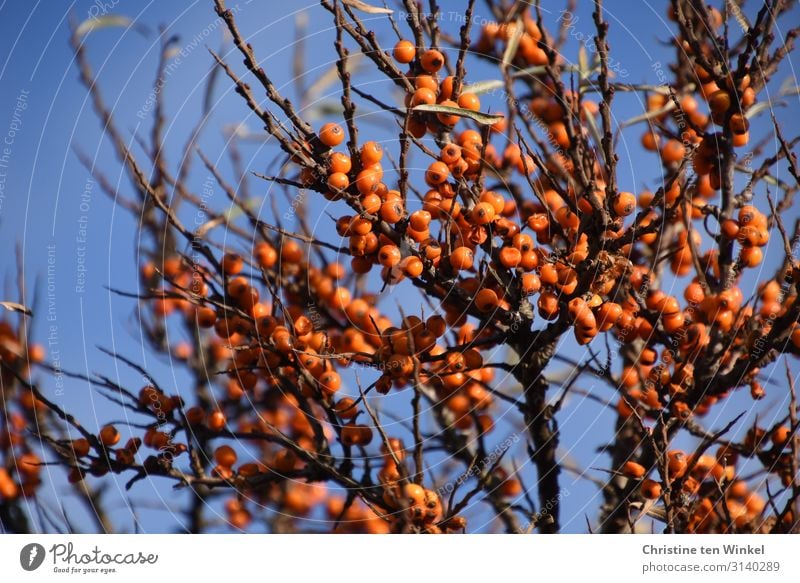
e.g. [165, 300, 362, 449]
[412, 104, 505, 125]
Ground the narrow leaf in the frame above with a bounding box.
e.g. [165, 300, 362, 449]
[463, 64, 583, 95]
[501, 19, 524, 70]
[578, 43, 589, 80]
[412, 104, 505, 126]
[745, 100, 774, 120]
[583, 107, 605, 159]
[342, 0, 393, 14]
[0, 301, 32, 317]
[725, 0, 750, 32]
[461, 79, 506, 95]
[75, 15, 132, 38]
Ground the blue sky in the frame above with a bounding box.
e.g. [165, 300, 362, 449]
[1, 0, 798, 533]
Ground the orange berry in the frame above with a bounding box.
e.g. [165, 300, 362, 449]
[720, 218, 740, 239]
[208, 410, 226, 431]
[407, 115, 427, 138]
[640, 479, 662, 499]
[449, 246, 474, 271]
[539, 263, 558, 286]
[254, 242, 278, 268]
[613, 191, 636, 217]
[327, 171, 350, 192]
[340, 423, 363, 446]
[521, 273, 541, 295]
[667, 450, 688, 478]
[185, 406, 205, 425]
[360, 141, 383, 166]
[334, 398, 358, 419]
[732, 131, 749, 147]
[498, 246, 522, 269]
[420, 49, 444, 73]
[597, 302, 622, 331]
[471, 202, 496, 225]
[355, 168, 380, 195]
[622, 461, 646, 479]
[393, 39, 416, 63]
[440, 143, 462, 165]
[319, 371, 342, 395]
[412, 87, 437, 106]
[439, 76, 454, 100]
[641, 130, 660, 151]
[425, 316, 446, 338]
[708, 89, 732, 114]
[99, 424, 120, 447]
[661, 139, 685, 164]
[409, 210, 432, 231]
[474, 288, 499, 312]
[195, 306, 217, 328]
[214, 445, 237, 468]
[0, 469, 19, 499]
[72, 438, 91, 457]
[772, 425, 791, 447]
[319, 122, 345, 147]
[537, 292, 560, 320]
[331, 287, 352, 310]
[457, 92, 480, 111]
[740, 246, 763, 267]
[380, 199, 405, 224]
[425, 161, 450, 186]
[221, 252, 244, 275]
[414, 74, 438, 91]
[350, 217, 373, 236]
[401, 256, 424, 278]
[480, 191, 504, 215]
[360, 193, 382, 214]
[741, 86, 756, 107]
[329, 151, 352, 174]
[729, 113, 749, 135]
[567, 297, 588, 322]
[378, 245, 402, 267]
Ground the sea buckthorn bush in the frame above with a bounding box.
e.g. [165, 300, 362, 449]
[1, 0, 799, 534]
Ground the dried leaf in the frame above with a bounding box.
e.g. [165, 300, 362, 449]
[75, 15, 132, 38]
[779, 77, 799, 97]
[501, 19, 524, 70]
[196, 199, 262, 238]
[463, 64, 583, 95]
[583, 106, 604, 157]
[745, 100, 774, 120]
[578, 43, 589, 80]
[0, 301, 32, 317]
[725, 0, 750, 32]
[412, 104, 505, 126]
[306, 54, 363, 104]
[461, 79, 507, 95]
[629, 501, 667, 523]
[342, 0, 393, 15]
[619, 101, 675, 130]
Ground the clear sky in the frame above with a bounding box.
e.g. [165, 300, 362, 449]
[1, 0, 798, 533]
